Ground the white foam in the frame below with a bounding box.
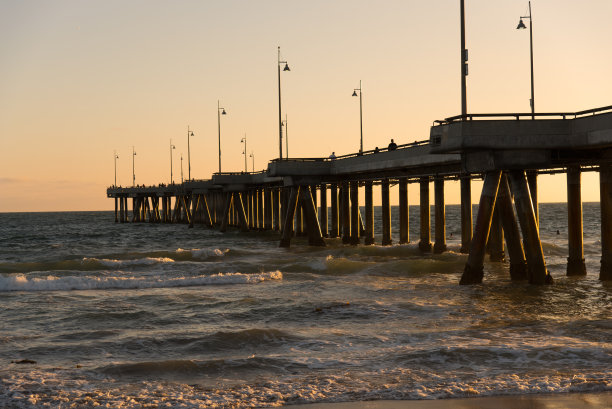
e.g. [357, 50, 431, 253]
[0, 367, 610, 409]
[176, 248, 229, 258]
[0, 271, 282, 292]
[82, 257, 175, 267]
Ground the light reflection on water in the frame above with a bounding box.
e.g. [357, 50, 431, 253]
[0, 204, 610, 408]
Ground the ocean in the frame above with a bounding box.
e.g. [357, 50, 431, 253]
[0, 203, 610, 408]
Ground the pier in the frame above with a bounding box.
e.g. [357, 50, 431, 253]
[108, 105, 612, 284]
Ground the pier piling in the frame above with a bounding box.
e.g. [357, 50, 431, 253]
[419, 177, 432, 252]
[399, 177, 409, 244]
[433, 177, 447, 254]
[509, 170, 552, 285]
[460, 171, 501, 285]
[381, 178, 392, 246]
[567, 166, 587, 276]
[599, 164, 612, 280]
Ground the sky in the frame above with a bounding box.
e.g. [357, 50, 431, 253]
[1, 0, 611, 212]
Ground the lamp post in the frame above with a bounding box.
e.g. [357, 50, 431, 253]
[180, 154, 184, 183]
[250, 151, 254, 172]
[114, 151, 119, 186]
[132, 146, 136, 187]
[460, 0, 468, 117]
[281, 115, 289, 158]
[517, 1, 535, 119]
[217, 100, 227, 172]
[169, 139, 176, 183]
[241, 134, 248, 172]
[187, 126, 194, 180]
[352, 80, 363, 153]
[277, 46, 290, 160]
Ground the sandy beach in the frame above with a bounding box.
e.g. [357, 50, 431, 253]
[288, 392, 612, 409]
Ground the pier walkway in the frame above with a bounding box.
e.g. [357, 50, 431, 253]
[108, 105, 612, 284]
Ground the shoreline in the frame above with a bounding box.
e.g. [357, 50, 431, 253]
[286, 391, 612, 409]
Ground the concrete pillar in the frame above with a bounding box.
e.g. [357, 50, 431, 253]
[273, 188, 281, 231]
[258, 188, 264, 230]
[509, 170, 552, 285]
[119, 197, 125, 223]
[341, 182, 351, 244]
[145, 197, 151, 222]
[566, 167, 587, 276]
[280, 187, 300, 248]
[264, 188, 272, 230]
[282, 188, 290, 233]
[364, 181, 375, 245]
[433, 177, 447, 254]
[419, 177, 432, 252]
[160, 197, 165, 223]
[296, 202, 304, 236]
[487, 207, 505, 262]
[527, 170, 539, 227]
[350, 181, 360, 245]
[301, 186, 326, 247]
[124, 197, 129, 222]
[249, 191, 255, 229]
[460, 171, 502, 285]
[234, 193, 249, 233]
[460, 176, 472, 253]
[189, 195, 196, 228]
[497, 174, 528, 280]
[599, 164, 612, 280]
[219, 193, 232, 232]
[330, 184, 339, 238]
[381, 179, 392, 246]
[399, 177, 409, 244]
[320, 184, 328, 237]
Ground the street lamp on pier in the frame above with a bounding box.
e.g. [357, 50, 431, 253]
[277, 47, 290, 160]
[187, 126, 194, 180]
[352, 80, 363, 153]
[282, 115, 288, 158]
[180, 154, 184, 183]
[114, 151, 119, 186]
[217, 100, 227, 172]
[132, 146, 136, 187]
[517, 1, 535, 119]
[169, 139, 176, 183]
[460, 0, 468, 117]
[241, 134, 248, 172]
[249, 151, 255, 173]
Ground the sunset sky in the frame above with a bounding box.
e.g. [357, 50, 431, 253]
[1, 0, 611, 212]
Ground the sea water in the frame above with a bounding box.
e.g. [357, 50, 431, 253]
[0, 204, 610, 408]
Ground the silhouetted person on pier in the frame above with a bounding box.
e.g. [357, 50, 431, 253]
[374, 147, 379, 153]
[329, 152, 337, 160]
[388, 139, 397, 151]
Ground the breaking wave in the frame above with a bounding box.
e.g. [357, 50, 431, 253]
[0, 271, 282, 292]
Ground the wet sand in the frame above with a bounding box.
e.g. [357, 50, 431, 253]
[287, 392, 612, 409]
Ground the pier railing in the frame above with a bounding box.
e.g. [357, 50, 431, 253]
[270, 139, 430, 162]
[436, 104, 612, 125]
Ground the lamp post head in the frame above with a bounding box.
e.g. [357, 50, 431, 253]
[189, 131, 194, 137]
[221, 109, 227, 115]
[517, 19, 527, 29]
[352, 90, 358, 97]
[283, 63, 290, 71]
